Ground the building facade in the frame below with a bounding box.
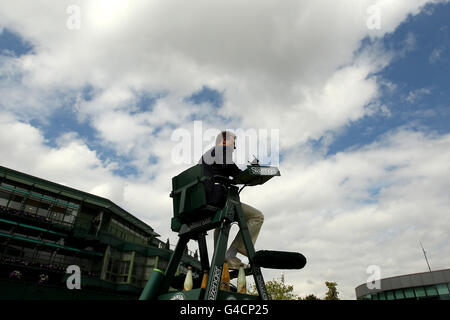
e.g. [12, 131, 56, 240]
[0, 165, 200, 299]
[355, 268, 450, 300]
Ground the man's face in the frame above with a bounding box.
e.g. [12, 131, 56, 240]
[223, 136, 236, 150]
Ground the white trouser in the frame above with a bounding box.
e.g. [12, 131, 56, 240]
[214, 202, 264, 256]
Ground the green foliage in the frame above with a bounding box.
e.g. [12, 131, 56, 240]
[324, 281, 340, 300]
[300, 294, 321, 300]
[248, 274, 297, 300]
[249, 276, 340, 300]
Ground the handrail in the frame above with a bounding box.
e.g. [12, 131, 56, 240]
[0, 217, 67, 237]
[0, 231, 103, 256]
[0, 184, 80, 209]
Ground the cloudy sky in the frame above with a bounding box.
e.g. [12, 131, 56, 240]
[1, 0, 449, 299]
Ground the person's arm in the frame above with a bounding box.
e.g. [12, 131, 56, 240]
[228, 163, 243, 179]
[220, 145, 242, 178]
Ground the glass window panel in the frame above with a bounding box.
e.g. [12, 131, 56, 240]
[436, 284, 450, 295]
[394, 289, 405, 299]
[8, 200, 22, 210]
[0, 198, 8, 207]
[386, 291, 395, 300]
[425, 285, 438, 297]
[67, 208, 78, 217]
[414, 287, 426, 298]
[37, 207, 49, 217]
[24, 205, 38, 214]
[63, 214, 74, 223]
[0, 190, 10, 206]
[50, 211, 64, 222]
[404, 288, 415, 298]
[37, 250, 51, 262]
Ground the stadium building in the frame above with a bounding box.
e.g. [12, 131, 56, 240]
[355, 268, 450, 300]
[0, 165, 200, 299]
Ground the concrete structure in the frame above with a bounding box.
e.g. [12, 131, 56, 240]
[355, 268, 450, 300]
[0, 165, 200, 299]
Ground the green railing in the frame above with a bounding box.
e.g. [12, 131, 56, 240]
[0, 184, 80, 209]
[0, 217, 67, 237]
[0, 231, 103, 256]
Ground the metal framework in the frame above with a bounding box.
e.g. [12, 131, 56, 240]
[139, 163, 283, 300]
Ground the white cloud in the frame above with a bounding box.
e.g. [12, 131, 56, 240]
[241, 128, 450, 299]
[406, 87, 432, 103]
[0, 1, 442, 133]
[0, 112, 122, 200]
[429, 47, 445, 63]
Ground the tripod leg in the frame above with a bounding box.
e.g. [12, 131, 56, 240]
[197, 232, 209, 271]
[158, 236, 189, 295]
[203, 220, 231, 300]
[234, 203, 270, 300]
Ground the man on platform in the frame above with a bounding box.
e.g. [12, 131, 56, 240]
[199, 131, 264, 269]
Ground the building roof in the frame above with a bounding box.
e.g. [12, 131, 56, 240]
[0, 166, 160, 237]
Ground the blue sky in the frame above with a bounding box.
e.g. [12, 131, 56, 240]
[0, 1, 449, 300]
[326, 2, 450, 156]
[2, 2, 448, 167]
[0, 28, 33, 56]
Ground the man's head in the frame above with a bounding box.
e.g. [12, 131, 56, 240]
[216, 131, 236, 149]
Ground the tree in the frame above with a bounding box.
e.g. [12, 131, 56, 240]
[299, 294, 320, 300]
[324, 281, 340, 300]
[249, 276, 340, 301]
[248, 274, 297, 300]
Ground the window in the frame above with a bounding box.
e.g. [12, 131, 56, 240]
[386, 291, 395, 300]
[404, 288, 415, 299]
[0, 197, 8, 207]
[0, 190, 10, 206]
[8, 194, 23, 210]
[24, 198, 40, 213]
[119, 261, 130, 274]
[414, 287, 426, 298]
[51, 212, 61, 222]
[24, 205, 38, 214]
[63, 214, 75, 224]
[37, 207, 49, 217]
[36, 250, 52, 263]
[436, 283, 450, 295]
[52, 253, 65, 264]
[394, 289, 405, 299]
[425, 285, 438, 297]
